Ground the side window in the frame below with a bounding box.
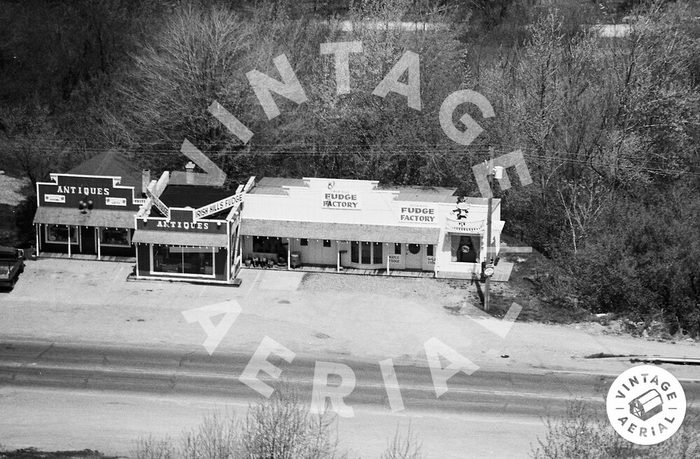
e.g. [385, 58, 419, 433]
[394, 243, 402, 255]
[351, 241, 359, 263]
[323, 239, 331, 247]
[300, 238, 308, 246]
[427, 244, 434, 256]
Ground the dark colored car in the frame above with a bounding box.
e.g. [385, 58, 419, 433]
[0, 246, 25, 289]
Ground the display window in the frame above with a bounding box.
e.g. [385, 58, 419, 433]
[350, 241, 384, 265]
[452, 236, 478, 263]
[372, 242, 383, 264]
[152, 245, 214, 276]
[45, 225, 78, 244]
[253, 236, 284, 255]
[100, 228, 131, 247]
[361, 241, 371, 264]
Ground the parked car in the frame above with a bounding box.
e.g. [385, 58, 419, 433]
[0, 246, 25, 289]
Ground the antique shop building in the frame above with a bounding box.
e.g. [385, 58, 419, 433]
[33, 151, 147, 258]
[131, 171, 250, 284]
[240, 177, 504, 279]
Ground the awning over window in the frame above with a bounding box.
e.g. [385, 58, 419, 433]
[241, 219, 440, 244]
[132, 230, 229, 248]
[33, 207, 135, 228]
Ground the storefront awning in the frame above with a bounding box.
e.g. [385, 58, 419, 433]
[241, 219, 439, 244]
[33, 207, 135, 228]
[132, 230, 229, 247]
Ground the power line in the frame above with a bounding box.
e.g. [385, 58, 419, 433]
[3, 145, 698, 176]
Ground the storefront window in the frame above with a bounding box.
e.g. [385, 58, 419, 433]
[182, 249, 213, 275]
[394, 243, 402, 255]
[361, 242, 371, 264]
[152, 245, 214, 276]
[253, 236, 284, 254]
[45, 225, 78, 244]
[351, 241, 385, 265]
[372, 242, 383, 264]
[100, 228, 130, 247]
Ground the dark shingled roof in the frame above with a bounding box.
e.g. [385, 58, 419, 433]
[68, 151, 141, 189]
[157, 185, 237, 209]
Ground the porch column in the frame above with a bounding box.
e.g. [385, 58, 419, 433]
[67, 225, 71, 258]
[337, 245, 340, 272]
[35, 224, 40, 256]
[287, 238, 291, 270]
[96, 227, 101, 260]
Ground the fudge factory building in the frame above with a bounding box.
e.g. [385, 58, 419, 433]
[241, 178, 504, 279]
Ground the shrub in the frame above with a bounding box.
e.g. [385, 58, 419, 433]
[381, 424, 423, 459]
[532, 400, 699, 458]
[239, 387, 340, 459]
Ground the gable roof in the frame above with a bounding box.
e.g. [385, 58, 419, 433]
[68, 150, 141, 189]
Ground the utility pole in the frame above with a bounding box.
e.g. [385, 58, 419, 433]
[484, 148, 495, 312]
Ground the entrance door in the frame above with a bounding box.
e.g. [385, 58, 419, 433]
[80, 226, 96, 254]
[405, 243, 422, 270]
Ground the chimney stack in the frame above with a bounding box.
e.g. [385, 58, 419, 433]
[185, 161, 195, 185]
[141, 169, 150, 196]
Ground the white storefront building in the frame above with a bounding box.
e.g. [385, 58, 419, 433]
[240, 177, 504, 279]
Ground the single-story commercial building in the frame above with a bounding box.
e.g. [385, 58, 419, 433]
[33, 151, 147, 259]
[240, 177, 504, 279]
[131, 171, 252, 284]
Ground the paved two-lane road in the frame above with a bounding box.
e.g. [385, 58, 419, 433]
[1, 340, 698, 457]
